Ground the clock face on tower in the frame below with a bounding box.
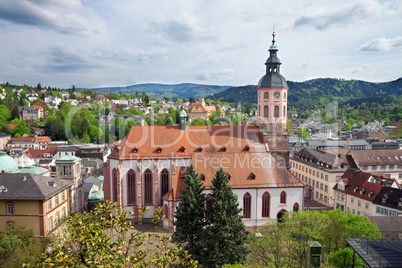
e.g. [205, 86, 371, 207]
[274, 91, 280, 98]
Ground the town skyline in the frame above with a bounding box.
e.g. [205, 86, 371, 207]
[0, 0, 401, 89]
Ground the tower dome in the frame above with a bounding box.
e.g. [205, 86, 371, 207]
[0, 152, 18, 173]
[257, 31, 288, 88]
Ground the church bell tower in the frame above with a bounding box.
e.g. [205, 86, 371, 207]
[257, 30, 289, 166]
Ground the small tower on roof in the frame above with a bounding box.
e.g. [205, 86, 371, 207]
[257, 28, 289, 166]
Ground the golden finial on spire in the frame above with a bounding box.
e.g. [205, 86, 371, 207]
[272, 25, 276, 39]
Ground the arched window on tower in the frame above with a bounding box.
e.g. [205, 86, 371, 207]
[262, 192, 270, 218]
[112, 168, 118, 203]
[280, 191, 287, 204]
[264, 92, 269, 99]
[161, 169, 169, 198]
[144, 169, 153, 204]
[258, 106, 260, 117]
[243, 193, 251, 219]
[274, 106, 279, 118]
[258, 92, 260, 99]
[283, 106, 286, 118]
[264, 106, 269, 118]
[127, 170, 136, 205]
[284, 92, 286, 99]
[293, 203, 299, 212]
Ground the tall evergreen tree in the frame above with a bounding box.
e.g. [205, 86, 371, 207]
[202, 168, 249, 267]
[172, 165, 206, 263]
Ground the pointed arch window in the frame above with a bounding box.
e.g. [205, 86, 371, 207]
[280, 191, 287, 204]
[293, 203, 299, 212]
[144, 169, 153, 205]
[262, 192, 270, 218]
[274, 106, 279, 117]
[283, 106, 286, 118]
[264, 106, 269, 118]
[161, 169, 169, 198]
[264, 92, 269, 99]
[127, 170, 136, 205]
[112, 168, 118, 203]
[243, 193, 251, 219]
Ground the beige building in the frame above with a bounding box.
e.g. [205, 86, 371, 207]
[290, 147, 350, 207]
[0, 133, 10, 151]
[187, 98, 223, 120]
[0, 173, 72, 237]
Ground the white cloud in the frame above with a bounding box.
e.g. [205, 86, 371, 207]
[0, 0, 87, 35]
[357, 36, 402, 52]
[194, 69, 234, 81]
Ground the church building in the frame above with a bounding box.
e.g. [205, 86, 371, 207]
[104, 32, 304, 230]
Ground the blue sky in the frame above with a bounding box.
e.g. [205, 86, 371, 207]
[0, 0, 401, 89]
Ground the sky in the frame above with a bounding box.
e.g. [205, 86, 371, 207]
[0, 0, 401, 89]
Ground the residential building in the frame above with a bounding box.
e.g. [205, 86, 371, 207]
[307, 139, 371, 150]
[26, 90, 38, 102]
[347, 149, 402, 184]
[32, 105, 44, 119]
[333, 169, 383, 217]
[372, 187, 402, 216]
[0, 133, 11, 151]
[187, 98, 224, 121]
[75, 144, 110, 163]
[0, 173, 72, 236]
[19, 106, 39, 122]
[290, 147, 350, 207]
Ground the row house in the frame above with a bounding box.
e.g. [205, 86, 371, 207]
[333, 169, 400, 217]
[347, 149, 402, 184]
[290, 147, 350, 207]
[372, 187, 402, 216]
[7, 136, 51, 151]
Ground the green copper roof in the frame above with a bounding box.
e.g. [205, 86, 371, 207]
[269, 43, 278, 50]
[0, 152, 18, 173]
[88, 190, 104, 203]
[56, 154, 80, 162]
[12, 166, 48, 175]
[180, 110, 187, 117]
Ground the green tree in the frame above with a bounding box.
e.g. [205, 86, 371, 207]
[190, 118, 206, 126]
[35, 201, 197, 267]
[172, 165, 206, 263]
[298, 128, 310, 139]
[247, 210, 382, 267]
[328, 247, 364, 268]
[0, 105, 11, 121]
[203, 168, 249, 267]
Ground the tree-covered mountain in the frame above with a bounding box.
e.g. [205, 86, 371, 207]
[206, 78, 402, 109]
[93, 83, 232, 100]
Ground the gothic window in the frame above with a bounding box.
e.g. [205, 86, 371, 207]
[293, 203, 299, 212]
[280, 191, 287, 204]
[243, 193, 251, 219]
[161, 169, 169, 198]
[274, 106, 279, 117]
[264, 92, 269, 99]
[144, 169, 153, 204]
[283, 106, 286, 117]
[164, 204, 169, 220]
[264, 106, 269, 118]
[127, 170, 136, 205]
[262, 192, 270, 218]
[112, 168, 118, 203]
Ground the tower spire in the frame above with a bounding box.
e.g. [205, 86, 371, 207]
[272, 25, 276, 45]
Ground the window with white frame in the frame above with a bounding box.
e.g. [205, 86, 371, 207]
[6, 203, 14, 215]
[48, 200, 52, 211]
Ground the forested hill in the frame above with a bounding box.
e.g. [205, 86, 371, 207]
[206, 78, 402, 109]
[94, 83, 232, 100]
